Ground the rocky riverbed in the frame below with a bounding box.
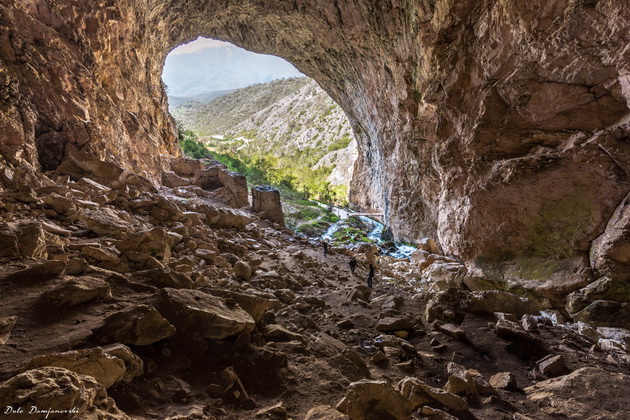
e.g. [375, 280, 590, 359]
[0, 156, 629, 420]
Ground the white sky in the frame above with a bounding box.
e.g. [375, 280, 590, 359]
[170, 38, 233, 55]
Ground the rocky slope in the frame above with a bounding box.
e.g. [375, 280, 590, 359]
[173, 77, 358, 188]
[0, 157, 629, 420]
[1, 0, 629, 295]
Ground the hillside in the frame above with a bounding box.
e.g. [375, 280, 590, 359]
[172, 77, 358, 198]
[167, 89, 235, 110]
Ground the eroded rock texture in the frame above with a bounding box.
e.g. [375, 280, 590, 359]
[1, 0, 629, 285]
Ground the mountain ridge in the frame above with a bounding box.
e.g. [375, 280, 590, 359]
[172, 77, 358, 189]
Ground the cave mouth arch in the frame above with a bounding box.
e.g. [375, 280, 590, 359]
[162, 37, 360, 206]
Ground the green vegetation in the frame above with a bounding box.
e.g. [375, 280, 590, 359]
[295, 220, 331, 237]
[212, 149, 348, 206]
[331, 226, 376, 244]
[176, 119, 210, 159]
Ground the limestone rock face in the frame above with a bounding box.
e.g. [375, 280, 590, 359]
[0, 0, 629, 287]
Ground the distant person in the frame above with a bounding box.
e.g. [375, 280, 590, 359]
[366, 263, 375, 288]
[323, 241, 328, 257]
[349, 257, 357, 275]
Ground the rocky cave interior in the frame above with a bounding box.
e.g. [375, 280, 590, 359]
[0, 0, 629, 419]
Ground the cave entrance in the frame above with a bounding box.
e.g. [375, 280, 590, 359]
[162, 37, 359, 210]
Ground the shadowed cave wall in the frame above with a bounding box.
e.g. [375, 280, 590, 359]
[0, 0, 629, 292]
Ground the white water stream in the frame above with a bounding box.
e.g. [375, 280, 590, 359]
[317, 203, 416, 259]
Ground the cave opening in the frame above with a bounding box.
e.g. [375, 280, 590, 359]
[161, 37, 360, 224]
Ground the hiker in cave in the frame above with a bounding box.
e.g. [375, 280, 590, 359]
[366, 263, 375, 288]
[349, 256, 357, 275]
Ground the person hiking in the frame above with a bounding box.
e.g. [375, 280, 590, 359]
[349, 257, 357, 275]
[366, 263, 375, 288]
[323, 240, 328, 257]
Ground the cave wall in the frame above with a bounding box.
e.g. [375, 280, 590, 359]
[1, 0, 629, 287]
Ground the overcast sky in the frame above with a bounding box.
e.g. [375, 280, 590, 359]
[169, 38, 233, 55]
[163, 37, 304, 97]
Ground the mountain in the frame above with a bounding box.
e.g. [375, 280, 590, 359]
[171, 77, 358, 189]
[167, 89, 235, 110]
[162, 43, 303, 97]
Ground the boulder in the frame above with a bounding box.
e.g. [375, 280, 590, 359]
[337, 380, 411, 420]
[206, 288, 281, 323]
[424, 260, 468, 291]
[263, 324, 304, 343]
[26, 347, 127, 388]
[76, 208, 134, 238]
[160, 288, 256, 339]
[418, 238, 441, 254]
[96, 305, 176, 345]
[0, 221, 47, 258]
[65, 258, 90, 275]
[469, 290, 540, 318]
[566, 277, 630, 314]
[254, 402, 288, 419]
[572, 300, 630, 329]
[347, 285, 372, 302]
[131, 268, 195, 289]
[536, 355, 567, 377]
[376, 316, 414, 332]
[494, 318, 548, 359]
[435, 323, 467, 340]
[489, 372, 518, 390]
[116, 227, 174, 262]
[525, 367, 630, 418]
[81, 245, 120, 263]
[42, 193, 77, 215]
[304, 405, 348, 420]
[445, 362, 496, 396]
[398, 376, 469, 413]
[41, 277, 111, 307]
[234, 260, 252, 281]
[102, 343, 144, 383]
[1, 260, 66, 282]
[0, 367, 129, 419]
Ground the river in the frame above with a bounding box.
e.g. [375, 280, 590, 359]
[316, 203, 416, 259]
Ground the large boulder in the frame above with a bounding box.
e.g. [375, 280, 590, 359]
[41, 277, 111, 307]
[76, 208, 135, 238]
[25, 347, 127, 389]
[399, 376, 469, 413]
[337, 380, 411, 420]
[160, 288, 256, 339]
[116, 227, 174, 262]
[96, 305, 176, 346]
[525, 367, 630, 418]
[205, 288, 281, 323]
[469, 290, 540, 318]
[0, 221, 47, 258]
[1, 261, 66, 283]
[0, 367, 129, 419]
